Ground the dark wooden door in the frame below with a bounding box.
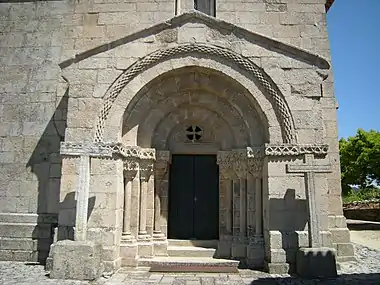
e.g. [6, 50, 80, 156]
[168, 155, 219, 240]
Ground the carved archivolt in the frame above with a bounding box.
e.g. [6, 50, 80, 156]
[93, 43, 296, 144]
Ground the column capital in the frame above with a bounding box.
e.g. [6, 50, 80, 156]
[139, 159, 154, 181]
[124, 158, 138, 180]
[247, 158, 263, 177]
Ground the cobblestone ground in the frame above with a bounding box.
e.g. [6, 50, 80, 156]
[0, 243, 379, 285]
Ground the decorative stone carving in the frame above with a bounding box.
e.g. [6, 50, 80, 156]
[265, 144, 329, 157]
[247, 158, 263, 176]
[93, 43, 296, 144]
[60, 142, 113, 158]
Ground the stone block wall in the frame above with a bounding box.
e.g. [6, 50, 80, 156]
[0, 0, 350, 267]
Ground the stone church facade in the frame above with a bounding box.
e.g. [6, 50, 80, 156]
[0, 0, 354, 276]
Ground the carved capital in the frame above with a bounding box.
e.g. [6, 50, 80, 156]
[139, 159, 154, 181]
[123, 158, 138, 180]
[247, 158, 263, 177]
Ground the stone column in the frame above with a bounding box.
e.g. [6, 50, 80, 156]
[239, 175, 247, 240]
[254, 177, 262, 237]
[74, 155, 90, 241]
[120, 159, 139, 266]
[246, 174, 255, 238]
[216, 163, 233, 258]
[152, 151, 170, 256]
[246, 156, 264, 268]
[139, 173, 149, 237]
[231, 151, 247, 261]
[122, 159, 138, 241]
[137, 150, 155, 258]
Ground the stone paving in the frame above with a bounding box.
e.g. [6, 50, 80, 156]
[0, 243, 379, 285]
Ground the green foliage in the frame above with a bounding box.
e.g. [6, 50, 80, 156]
[339, 129, 380, 194]
[342, 187, 380, 204]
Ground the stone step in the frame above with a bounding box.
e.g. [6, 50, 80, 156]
[168, 239, 218, 248]
[139, 256, 239, 273]
[0, 223, 51, 239]
[0, 238, 37, 251]
[0, 250, 38, 262]
[168, 246, 216, 257]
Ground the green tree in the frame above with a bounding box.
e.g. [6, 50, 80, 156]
[339, 129, 380, 195]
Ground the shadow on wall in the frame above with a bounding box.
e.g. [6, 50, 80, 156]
[248, 273, 380, 284]
[26, 88, 68, 263]
[269, 188, 308, 271]
[26, 86, 95, 264]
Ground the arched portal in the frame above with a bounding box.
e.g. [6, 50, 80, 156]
[119, 65, 269, 265]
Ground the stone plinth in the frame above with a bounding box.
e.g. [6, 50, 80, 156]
[50, 240, 103, 281]
[120, 239, 138, 267]
[296, 247, 337, 279]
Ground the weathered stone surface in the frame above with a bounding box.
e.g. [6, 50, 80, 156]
[50, 240, 103, 280]
[0, 0, 353, 278]
[296, 247, 338, 278]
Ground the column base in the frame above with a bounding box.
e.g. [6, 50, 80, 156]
[216, 235, 233, 258]
[103, 258, 122, 274]
[50, 240, 103, 281]
[153, 232, 168, 256]
[246, 235, 265, 269]
[296, 247, 338, 278]
[138, 235, 153, 258]
[231, 236, 247, 260]
[120, 238, 138, 267]
[264, 260, 290, 274]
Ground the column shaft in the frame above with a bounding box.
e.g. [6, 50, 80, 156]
[122, 178, 133, 236]
[255, 177, 262, 236]
[232, 178, 240, 236]
[239, 177, 246, 237]
[139, 178, 148, 235]
[153, 178, 161, 233]
[75, 155, 90, 241]
[246, 175, 255, 236]
[226, 179, 232, 235]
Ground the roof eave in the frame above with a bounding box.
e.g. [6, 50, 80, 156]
[326, 0, 334, 12]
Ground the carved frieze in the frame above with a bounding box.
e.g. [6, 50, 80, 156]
[264, 144, 328, 157]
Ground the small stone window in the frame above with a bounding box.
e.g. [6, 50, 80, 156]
[194, 0, 216, 17]
[186, 125, 203, 142]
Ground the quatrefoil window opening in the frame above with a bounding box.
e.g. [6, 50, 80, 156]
[186, 125, 203, 142]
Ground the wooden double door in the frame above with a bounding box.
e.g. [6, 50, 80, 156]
[168, 155, 219, 240]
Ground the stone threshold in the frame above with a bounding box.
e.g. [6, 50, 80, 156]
[139, 256, 239, 273]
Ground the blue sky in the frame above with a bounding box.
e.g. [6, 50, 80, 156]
[326, 1, 380, 139]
